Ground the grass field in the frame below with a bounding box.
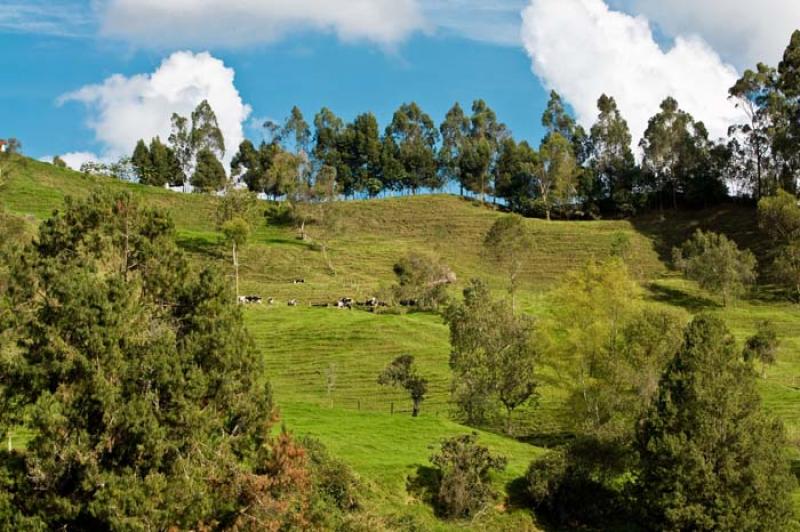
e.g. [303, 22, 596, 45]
[2, 155, 799, 529]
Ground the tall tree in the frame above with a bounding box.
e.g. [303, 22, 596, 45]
[445, 279, 538, 433]
[0, 192, 317, 529]
[483, 214, 532, 312]
[465, 100, 507, 203]
[221, 217, 250, 303]
[131, 139, 153, 184]
[758, 190, 800, 300]
[589, 94, 636, 213]
[339, 113, 382, 197]
[729, 64, 780, 199]
[439, 102, 471, 195]
[637, 315, 795, 531]
[283, 105, 311, 155]
[384, 102, 441, 193]
[640, 97, 719, 209]
[538, 132, 578, 220]
[168, 113, 192, 189]
[191, 99, 225, 161]
[494, 138, 539, 214]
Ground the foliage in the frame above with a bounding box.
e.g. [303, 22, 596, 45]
[377, 355, 428, 417]
[392, 252, 455, 310]
[743, 320, 780, 378]
[482, 214, 532, 311]
[545, 258, 645, 437]
[429, 434, 507, 519]
[758, 191, 800, 299]
[0, 191, 327, 529]
[637, 315, 795, 531]
[672, 229, 757, 305]
[52, 155, 66, 168]
[537, 132, 578, 220]
[192, 148, 227, 192]
[445, 280, 538, 432]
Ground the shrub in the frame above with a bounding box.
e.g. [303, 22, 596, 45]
[430, 434, 507, 519]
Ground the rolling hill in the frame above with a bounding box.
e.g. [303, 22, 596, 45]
[2, 154, 799, 529]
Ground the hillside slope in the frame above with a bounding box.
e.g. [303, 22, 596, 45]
[3, 155, 799, 529]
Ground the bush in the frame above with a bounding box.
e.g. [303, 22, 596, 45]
[302, 437, 361, 512]
[429, 433, 507, 519]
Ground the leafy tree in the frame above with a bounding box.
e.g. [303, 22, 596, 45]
[758, 189, 800, 243]
[283, 105, 311, 155]
[191, 99, 225, 160]
[221, 217, 250, 303]
[339, 113, 382, 197]
[168, 113, 192, 189]
[483, 214, 532, 311]
[391, 252, 455, 310]
[589, 94, 636, 214]
[640, 97, 723, 209]
[0, 191, 319, 529]
[148, 136, 181, 187]
[542, 91, 576, 141]
[131, 138, 153, 182]
[384, 102, 441, 193]
[637, 315, 795, 531]
[494, 138, 539, 214]
[743, 320, 780, 378]
[445, 280, 538, 432]
[312, 107, 345, 178]
[429, 434, 506, 519]
[537, 132, 578, 220]
[52, 155, 67, 168]
[464, 100, 507, 203]
[729, 64, 780, 199]
[672, 229, 757, 305]
[438, 102, 470, 195]
[230, 139, 276, 193]
[377, 355, 428, 417]
[191, 148, 227, 192]
[545, 258, 643, 436]
[774, 240, 800, 300]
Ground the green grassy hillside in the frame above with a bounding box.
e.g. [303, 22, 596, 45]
[2, 155, 799, 529]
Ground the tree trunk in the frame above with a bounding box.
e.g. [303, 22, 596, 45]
[233, 241, 240, 303]
[412, 400, 420, 417]
[504, 405, 514, 436]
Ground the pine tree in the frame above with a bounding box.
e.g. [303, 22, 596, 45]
[637, 315, 795, 531]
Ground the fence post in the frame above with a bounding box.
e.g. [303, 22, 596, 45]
[390, 402, 394, 415]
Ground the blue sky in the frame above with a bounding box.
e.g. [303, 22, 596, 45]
[1, 0, 798, 167]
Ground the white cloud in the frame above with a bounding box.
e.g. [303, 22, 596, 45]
[521, 0, 743, 150]
[59, 151, 105, 171]
[98, 0, 426, 48]
[424, 0, 527, 46]
[610, 0, 800, 68]
[59, 51, 251, 167]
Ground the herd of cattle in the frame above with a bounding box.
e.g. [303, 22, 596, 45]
[238, 280, 389, 311]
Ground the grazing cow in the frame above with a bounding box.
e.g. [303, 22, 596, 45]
[292, 279, 305, 284]
[267, 297, 275, 305]
[288, 299, 298, 306]
[245, 295, 263, 304]
[364, 297, 378, 307]
[238, 295, 248, 304]
[336, 297, 353, 309]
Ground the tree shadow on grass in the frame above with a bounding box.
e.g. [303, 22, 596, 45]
[647, 282, 720, 312]
[176, 235, 224, 258]
[406, 464, 441, 515]
[517, 432, 575, 449]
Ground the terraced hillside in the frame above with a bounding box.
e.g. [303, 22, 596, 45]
[3, 155, 799, 529]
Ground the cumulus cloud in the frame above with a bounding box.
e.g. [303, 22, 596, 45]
[59, 51, 251, 167]
[59, 151, 106, 171]
[521, 0, 743, 150]
[611, 0, 800, 68]
[98, 0, 425, 48]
